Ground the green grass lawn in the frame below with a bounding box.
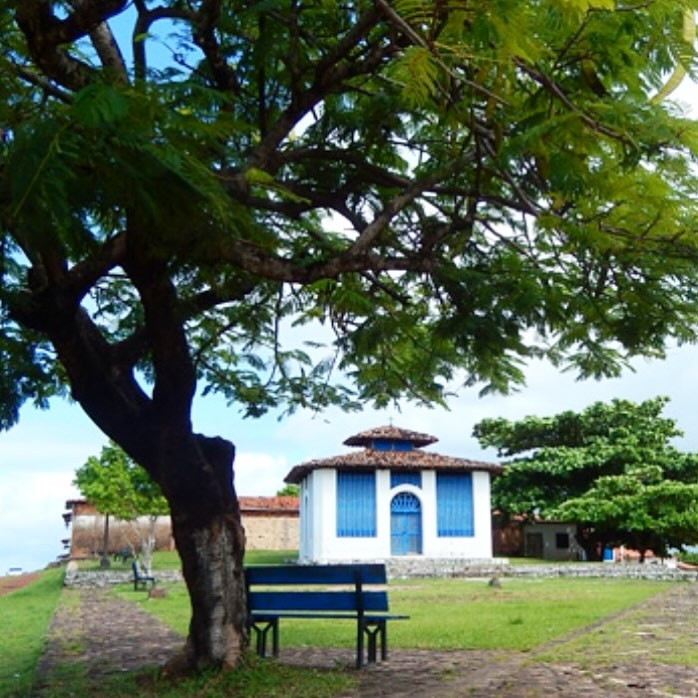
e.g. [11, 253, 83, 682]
[76, 549, 182, 571]
[77, 548, 297, 572]
[122, 575, 667, 653]
[386, 577, 667, 650]
[0, 567, 65, 698]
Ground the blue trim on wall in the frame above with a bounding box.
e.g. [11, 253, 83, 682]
[390, 470, 422, 488]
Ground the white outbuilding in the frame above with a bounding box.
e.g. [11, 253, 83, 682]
[284, 425, 503, 563]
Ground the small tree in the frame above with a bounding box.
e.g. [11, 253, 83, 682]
[276, 484, 300, 497]
[475, 397, 698, 560]
[74, 442, 169, 574]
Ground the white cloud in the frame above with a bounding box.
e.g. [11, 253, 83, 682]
[233, 452, 290, 496]
[0, 471, 80, 574]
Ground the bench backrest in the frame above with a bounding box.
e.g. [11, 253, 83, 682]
[245, 563, 390, 614]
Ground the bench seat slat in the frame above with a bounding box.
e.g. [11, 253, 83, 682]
[246, 563, 387, 585]
[251, 611, 409, 621]
[249, 589, 389, 613]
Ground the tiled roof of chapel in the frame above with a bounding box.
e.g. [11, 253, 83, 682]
[284, 425, 502, 483]
[343, 425, 437, 447]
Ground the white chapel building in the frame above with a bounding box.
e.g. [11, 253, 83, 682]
[284, 425, 502, 563]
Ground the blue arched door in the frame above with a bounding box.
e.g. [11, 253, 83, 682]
[391, 492, 422, 555]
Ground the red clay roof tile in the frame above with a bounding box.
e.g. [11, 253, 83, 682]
[343, 425, 437, 447]
[285, 425, 502, 483]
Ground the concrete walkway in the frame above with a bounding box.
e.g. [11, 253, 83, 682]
[34, 583, 698, 696]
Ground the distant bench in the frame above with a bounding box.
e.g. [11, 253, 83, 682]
[245, 563, 408, 668]
[113, 547, 133, 563]
[131, 560, 156, 591]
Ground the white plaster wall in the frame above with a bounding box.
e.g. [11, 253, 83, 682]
[300, 467, 496, 562]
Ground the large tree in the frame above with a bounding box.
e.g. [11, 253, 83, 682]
[3, 0, 698, 672]
[475, 397, 698, 559]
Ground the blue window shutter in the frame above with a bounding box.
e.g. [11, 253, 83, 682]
[336, 471, 376, 537]
[436, 472, 474, 537]
[390, 470, 422, 488]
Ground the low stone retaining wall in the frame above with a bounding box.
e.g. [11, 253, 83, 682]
[386, 558, 698, 582]
[64, 562, 183, 588]
[63, 559, 698, 587]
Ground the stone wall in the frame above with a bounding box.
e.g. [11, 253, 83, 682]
[63, 557, 698, 588]
[244, 514, 299, 550]
[63, 561, 183, 588]
[386, 558, 698, 582]
[68, 501, 298, 557]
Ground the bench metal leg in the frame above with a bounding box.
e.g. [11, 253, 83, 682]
[360, 620, 387, 666]
[356, 620, 364, 668]
[250, 619, 279, 658]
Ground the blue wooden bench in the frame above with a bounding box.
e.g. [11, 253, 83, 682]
[131, 560, 156, 591]
[245, 563, 408, 668]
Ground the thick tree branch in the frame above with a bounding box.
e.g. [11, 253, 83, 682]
[67, 0, 128, 83]
[192, 0, 241, 93]
[122, 218, 196, 427]
[62, 233, 128, 301]
[132, 2, 192, 80]
[15, 0, 128, 90]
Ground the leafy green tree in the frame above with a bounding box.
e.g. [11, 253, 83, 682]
[475, 397, 698, 559]
[3, 0, 698, 671]
[276, 484, 300, 497]
[74, 442, 169, 574]
[555, 466, 698, 561]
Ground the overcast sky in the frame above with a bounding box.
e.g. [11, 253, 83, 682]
[3, 342, 698, 575]
[3, 64, 698, 576]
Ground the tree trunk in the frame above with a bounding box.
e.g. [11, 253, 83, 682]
[158, 433, 248, 673]
[100, 513, 111, 569]
[132, 515, 157, 575]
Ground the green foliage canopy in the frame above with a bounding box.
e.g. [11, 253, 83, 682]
[2, 1, 698, 433]
[475, 397, 698, 554]
[74, 442, 169, 521]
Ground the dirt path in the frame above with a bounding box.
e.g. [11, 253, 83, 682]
[0, 572, 40, 596]
[33, 589, 184, 695]
[34, 583, 698, 697]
